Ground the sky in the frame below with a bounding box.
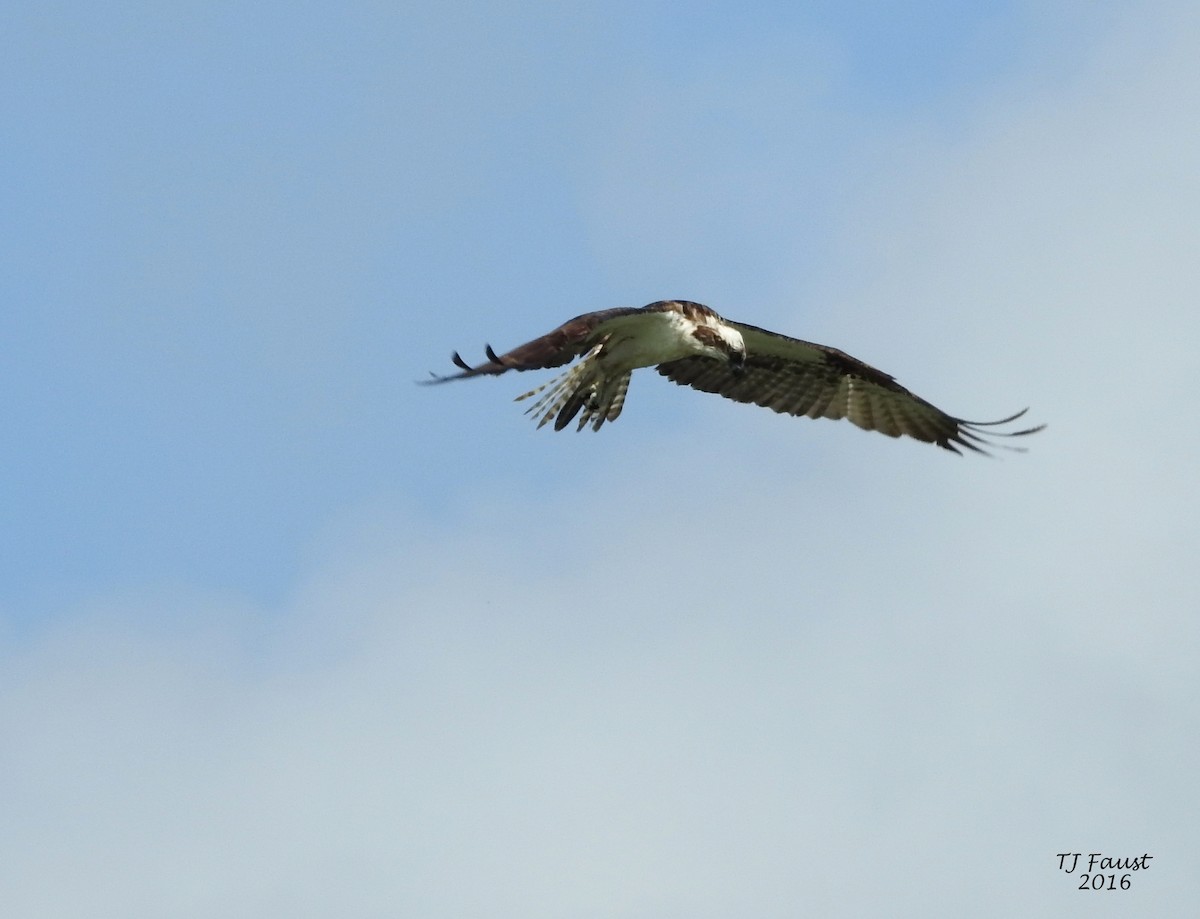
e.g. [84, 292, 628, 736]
[2, 1, 1198, 916]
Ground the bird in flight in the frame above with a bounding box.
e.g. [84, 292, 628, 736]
[425, 300, 1044, 455]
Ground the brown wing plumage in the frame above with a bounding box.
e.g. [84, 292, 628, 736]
[423, 307, 644, 382]
[657, 321, 1045, 455]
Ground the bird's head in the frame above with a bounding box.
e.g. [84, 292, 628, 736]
[728, 345, 746, 376]
[718, 325, 746, 376]
[690, 318, 746, 373]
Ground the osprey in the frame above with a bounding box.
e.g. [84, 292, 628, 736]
[426, 300, 1044, 455]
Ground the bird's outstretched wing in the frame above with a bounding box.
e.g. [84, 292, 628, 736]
[423, 308, 643, 382]
[657, 321, 1045, 454]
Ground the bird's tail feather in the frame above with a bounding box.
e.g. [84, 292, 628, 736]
[514, 345, 630, 431]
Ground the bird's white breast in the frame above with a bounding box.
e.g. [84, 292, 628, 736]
[599, 310, 730, 370]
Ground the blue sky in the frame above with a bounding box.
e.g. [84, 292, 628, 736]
[3, 2, 1198, 916]
[3, 0, 1066, 615]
